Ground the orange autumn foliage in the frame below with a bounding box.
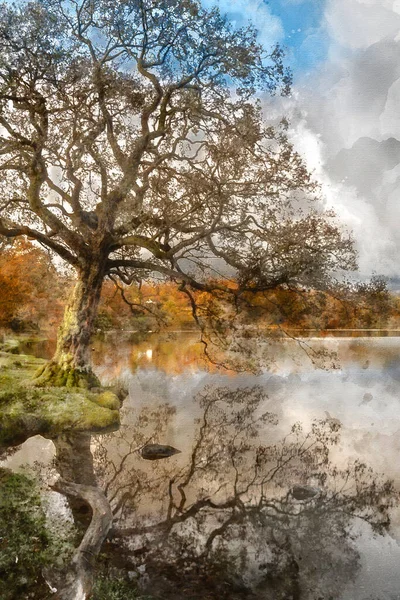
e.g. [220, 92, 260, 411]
[0, 239, 66, 331]
[97, 280, 194, 331]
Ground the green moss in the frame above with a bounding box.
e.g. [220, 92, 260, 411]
[33, 360, 101, 389]
[0, 468, 76, 600]
[0, 469, 51, 599]
[92, 575, 154, 600]
[0, 338, 21, 354]
[0, 353, 120, 448]
[93, 390, 121, 410]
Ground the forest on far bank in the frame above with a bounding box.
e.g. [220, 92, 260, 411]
[0, 239, 396, 336]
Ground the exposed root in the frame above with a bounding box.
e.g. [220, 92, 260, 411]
[32, 361, 100, 389]
[45, 479, 113, 600]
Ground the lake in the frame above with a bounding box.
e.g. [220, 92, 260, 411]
[5, 331, 400, 599]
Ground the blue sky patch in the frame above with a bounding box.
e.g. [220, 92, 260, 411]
[202, 0, 329, 77]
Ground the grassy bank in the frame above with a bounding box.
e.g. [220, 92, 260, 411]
[0, 348, 120, 448]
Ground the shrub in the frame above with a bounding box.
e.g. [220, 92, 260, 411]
[0, 469, 51, 599]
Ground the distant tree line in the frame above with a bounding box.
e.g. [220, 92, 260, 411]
[0, 241, 395, 335]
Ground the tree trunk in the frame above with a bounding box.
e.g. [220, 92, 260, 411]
[44, 433, 113, 599]
[46, 478, 113, 600]
[54, 433, 97, 528]
[35, 260, 105, 387]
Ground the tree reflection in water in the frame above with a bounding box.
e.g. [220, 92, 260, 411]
[91, 385, 396, 599]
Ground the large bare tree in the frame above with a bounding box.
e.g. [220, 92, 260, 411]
[0, 0, 356, 386]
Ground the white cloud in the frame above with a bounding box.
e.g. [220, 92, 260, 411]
[325, 0, 400, 49]
[288, 120, 397, 277]
[380, 77, 400, 138]
[313, 39, 400, 149]
[271, 0, 400, 278]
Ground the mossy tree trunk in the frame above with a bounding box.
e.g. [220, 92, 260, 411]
[35, 260, 106, 388]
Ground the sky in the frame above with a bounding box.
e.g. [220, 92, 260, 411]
[203, 0, 400, 282]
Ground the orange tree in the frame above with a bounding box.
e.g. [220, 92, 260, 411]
[0, 239, 65, 330]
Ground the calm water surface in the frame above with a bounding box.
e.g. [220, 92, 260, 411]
[6, 331, 400, 599]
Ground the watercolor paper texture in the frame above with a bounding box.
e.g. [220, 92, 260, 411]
[0, 1, 399, 599]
